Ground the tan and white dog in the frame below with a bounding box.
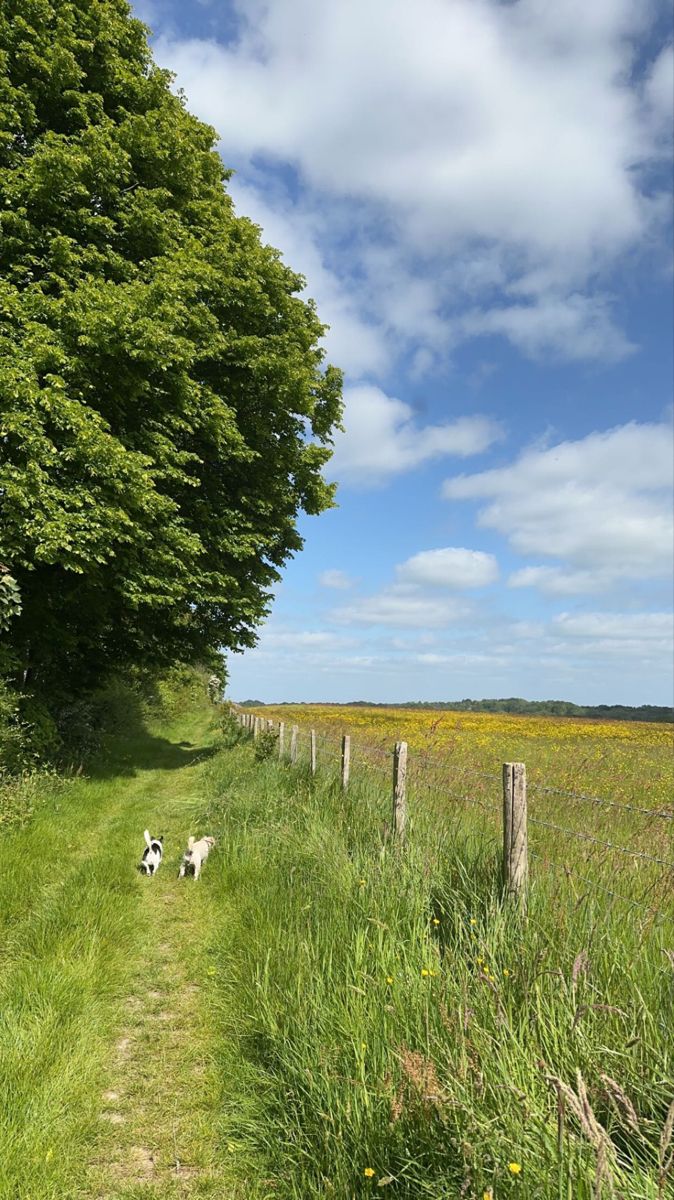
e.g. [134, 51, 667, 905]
[178, 835, 215, 880]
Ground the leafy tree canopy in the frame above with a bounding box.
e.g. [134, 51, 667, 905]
[0, 0, 342, 702]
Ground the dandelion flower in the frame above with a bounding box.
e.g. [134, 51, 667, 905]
[429, 970, 437, 977]
[364, 1167, 375, 1178]
[470, 918, 477, 926]
[483, 1191, 494, 1200]
[508, 1162, 522, 1175]
[432, 918, 440, 926]
[359, 879, 366, 887]
[421, 968, 430, 977]
[476, 957, 484, 965]
[503, 968, 511, 977]
[386, 976, 394, 984]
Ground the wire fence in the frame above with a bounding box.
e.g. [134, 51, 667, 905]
[233, 708, 673, 927]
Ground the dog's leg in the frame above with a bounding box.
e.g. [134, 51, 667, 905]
[193, 858, 201, 880]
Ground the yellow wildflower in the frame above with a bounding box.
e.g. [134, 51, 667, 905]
[432, 918, 440, 925]
[361, 1042, 367, 1050]
[508, 1161, 522, 1175]
[503, 968, 511, 977]
[364, 1167, 375, 1178]
[386, 975, 394, 984]
[358, 879, 366, 887]
[421, 968, 430, 977]
[470, 918, 477, 925]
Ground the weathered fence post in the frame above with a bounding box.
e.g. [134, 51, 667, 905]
[341, 735, 351, 791]
[310, 729, 317, 775]
[503, 762, 528, 905]
[278, 721, 285, 758]
[267, 719, 274, 733]
[253, 716, 260, 740]
[290, 724, 298, 764]
[392, 741, 408, 842]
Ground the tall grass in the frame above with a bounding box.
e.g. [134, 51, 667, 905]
[202, 736, 673, 1199]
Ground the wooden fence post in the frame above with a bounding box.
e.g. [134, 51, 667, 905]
[267, 720, 274, 733]
[503, 762, 528, 905]
[290, 725, 298, 764]
[310, 729, 317, 775]
[253, 716, 260, 739]
[341, 735, 351, 791]
[392, 741, 408, 842]
[278, 721, 285, 758]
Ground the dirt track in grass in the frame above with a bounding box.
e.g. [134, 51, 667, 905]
[0, 703, 248, 1200]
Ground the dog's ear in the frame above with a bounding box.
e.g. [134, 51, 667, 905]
[159, 836, 164, 843]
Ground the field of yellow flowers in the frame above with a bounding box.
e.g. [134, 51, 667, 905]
[259, 703, 672, 805]
[256, 704, 673, 917]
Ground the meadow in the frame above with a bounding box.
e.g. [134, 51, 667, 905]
[213, 709, 674, 1198]
[1, 687, 672, 1198]
[255, 705, 674, 924]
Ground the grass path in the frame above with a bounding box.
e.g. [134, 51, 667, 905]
[0, 702, 249, 1200]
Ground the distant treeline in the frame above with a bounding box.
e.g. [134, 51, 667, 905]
[242, 698, 674, 723]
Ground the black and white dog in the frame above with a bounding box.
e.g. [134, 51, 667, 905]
[138, 829, 163, 876]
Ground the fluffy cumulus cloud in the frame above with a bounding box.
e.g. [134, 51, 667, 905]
[328, 386, 501, 486]
[154, 0, 671, 365]
[444, 421, 674, 592]
[396, 548, 499, 589]
[331, 545, 497, 627]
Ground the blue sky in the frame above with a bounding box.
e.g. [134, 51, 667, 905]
[135, 0, 673, 706]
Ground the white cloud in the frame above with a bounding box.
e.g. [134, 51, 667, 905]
[444, 421, 674, 590]
[329, 386, 501, 486]
[330, 542, 496, 627]
[459, 293, 636, 363]
[153, 0, 671, 364]
[552, 611, 673, 642]
[254, 628, 352, 651]
[397, 548, 499, 589]
[643, 43, 674, 139]
[226, 178, 387, 377]
[508, 566, 607, 596]
[332, 587, 471, 628]
[319, 569, 353, 590]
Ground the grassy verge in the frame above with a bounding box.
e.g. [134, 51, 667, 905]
[196, 730, 673, 1199]
[0, 690, 257, 1200]
[1, 694, 671, 1199]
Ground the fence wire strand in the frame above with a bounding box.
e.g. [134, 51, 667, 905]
[234, 712, 672, 919]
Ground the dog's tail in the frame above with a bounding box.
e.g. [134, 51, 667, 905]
[144, 829, 152, 849]
[187, 836, 195, 850]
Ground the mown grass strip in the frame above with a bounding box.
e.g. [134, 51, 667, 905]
[0, 699, 258, 1200]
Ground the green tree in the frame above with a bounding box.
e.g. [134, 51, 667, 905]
[0, 0, 342, 708]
